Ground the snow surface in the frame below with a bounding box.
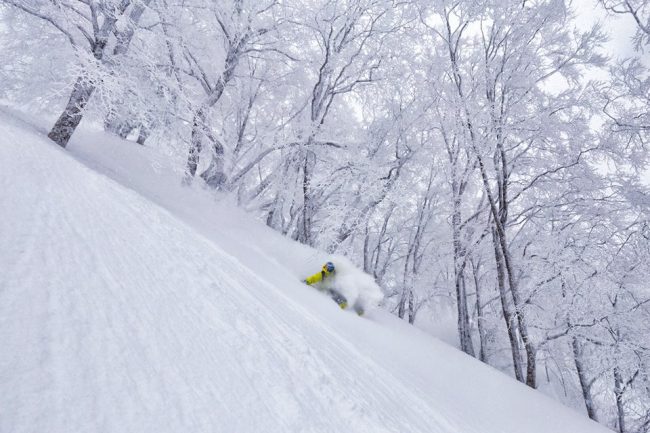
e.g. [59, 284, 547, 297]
[0, 109, 610, 432]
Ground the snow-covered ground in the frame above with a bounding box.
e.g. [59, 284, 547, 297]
[0, 109, 610, 432]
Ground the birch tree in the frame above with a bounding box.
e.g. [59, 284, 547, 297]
[284, 0, 404, 246]
[2, 0, 153, 147]
[177, 0, 283, 186]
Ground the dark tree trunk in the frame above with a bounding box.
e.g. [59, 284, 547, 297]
[186, 108, 207, 179]
[497, 230, 536, 387]
[48, 76, 96, 148]
[297, 150, 314, 246]
[475, 146, 536, 387]
[136, 125, 149, 145]
[47, 1, 141, 148]
[614, 368, 626, 433]
[455, 273, 475, 356]
[398, 286, 407, 319]
[451, 189, 474, 356]
[472, 259, 488, 363]
[501, 232, 536, 388]
[572, 337, 598, 421]
[492, 227, 525, 382]
[200, 141, 227, 188]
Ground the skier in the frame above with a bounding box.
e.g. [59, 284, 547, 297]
[303, 261, 364, 315]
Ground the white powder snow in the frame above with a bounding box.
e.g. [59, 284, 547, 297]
[0, 108, 611, 433]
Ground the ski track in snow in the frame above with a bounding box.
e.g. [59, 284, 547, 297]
[0, 117, 456, 432]
[0, 111, 611, 433]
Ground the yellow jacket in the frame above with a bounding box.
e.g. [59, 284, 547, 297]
[304, 264, 351, 312]
[304, 265, 335, 286]
[305, 271, 326, 285]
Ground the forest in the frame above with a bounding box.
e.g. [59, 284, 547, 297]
[1, 0, 649, 431]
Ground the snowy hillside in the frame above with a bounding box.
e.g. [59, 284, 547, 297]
[0, 110, 611, 432]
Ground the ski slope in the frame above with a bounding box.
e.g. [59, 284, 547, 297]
[0, 109, 610, 433]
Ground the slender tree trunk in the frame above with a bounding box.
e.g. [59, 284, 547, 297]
[398, 250, 412, 320]
[398, 286, 407, 319]
[453, 50, 529, 375]
[186, 108, 207, 179]
[473, 145, 536, 387]
[494, 170, 537, 386]
[455, 272, 475, 356]
[492, 227, 525, 382]
[363, 225, 372, 274]
[500, 233, 537, 388]
[200, 137, 226, 188]
[298, 150, 314, 245]
[48, 76, 96, 148]
[266, 161, 293, 230]
[136, 125, 149, 145]
[614, 368, 627, 433]
[452, 191, 475, 356]
[408, 288, 415, 324]
[472, 259, 488, 363]
[572, 337, 598, 421]
[494, 135, 537, 387]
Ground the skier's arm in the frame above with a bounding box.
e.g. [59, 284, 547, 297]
[304, 272, 323, 285]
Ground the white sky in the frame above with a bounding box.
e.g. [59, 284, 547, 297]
[572, 0, 639, 59]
